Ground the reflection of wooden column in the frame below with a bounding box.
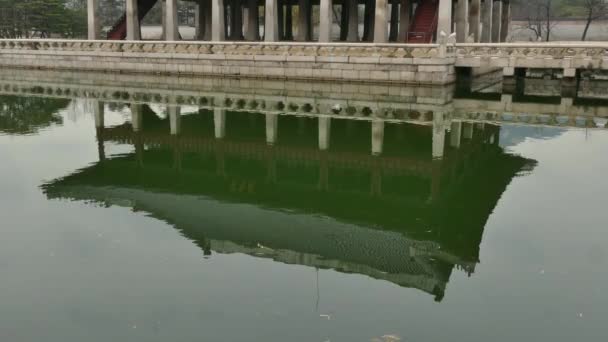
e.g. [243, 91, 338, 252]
[450, 121, 462, 148]
[216, 145, 226, 176]
[432, 113, 446, 159]
[135, 134, 144, 167]
[94, 101, 105, 161]
[463, 122, 474, 139]
[371, 120, 384, 156]
[318, 155, 329, 191]
[173, 146, 182, 172]
[371, 164, 382, 196]
[429, 159, 442, 202]
[266, 151, 277, 183]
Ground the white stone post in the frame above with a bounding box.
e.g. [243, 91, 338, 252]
[87, 0, 100, 40]
[456, 0, 469, 42]
[169, 106, 181, 135]
[481, 0, 492, 42]
[398, 0, 411, 42]
[126, 0, 141, 40]
[214, 108, 226, 138]
[347, 0, 359, 42]
[500, 1, 510, 42]
[212, 0, 226, 40]
[166, 0, 180, 40]
[450, 121, 462, 148]
[297, 0, 311, 41]
[266, 113, 278, 145]
[265, 0, 279, 41]
[491, 0, 502, 42]
[437, 0, 453, 38]
[373, 0, 388, 43]
[245, 0, 259, 40]
[319, 0, 333, 42]
[318, 117, 331, 150]
[469, 0, 481, 42]
[371, 120, 384, 156]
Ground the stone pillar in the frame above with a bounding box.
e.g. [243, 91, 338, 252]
[437, 0, 453, 38]
[481, 0, 492, 42]
[297, 0, 311, 41]
[266, 113, 278, 145]
[450, 121, 462, 148]
[126, 0, 141, 40]
[169, 106, 181, 135]
[319, 0, 333, 42]
[347, 0, 359, 41]
[469, 0, 481, 42]
[432, 113, 445, 159]
[491, 0, 502, 43]
[500, 1, 510, 42]
[87, 0, 100, 40]
[212, 0, 226, 40]
[398, 0, 411, 42]
[371, 120, 384, 156]
[265, 0, 279, 41]
[318, 117, 331, 150]
[166, 0, 180, 40]
[373, 0, 388, 43]
[131, 104, 142, 132]
[214, 108, 226, 138]
[245, 0, 259, 40]
[455, 0, 469, 42]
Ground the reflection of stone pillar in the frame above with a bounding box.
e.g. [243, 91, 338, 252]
[371, 120, 384, 156]
[456, 0, 469, 42]
[450, 121, 462, 148]
[481, 0, 493, 42]
[166, 0, 180, 40]
[373, 0, 388, 43]
[347, 0, 359, 42]
[265, 0, 279, 41]
[491, 0, 502, 43]
[398, 0, 411, 42]
[214, 108, 226, 138]
[437, 0, 453, 38]
[432, 113, 446, 159]
[318, 117, 331, 150]
[297, 0, 311, 41]
[371, 166, 382, 196]
[126, 0, 141, 40]
[169, 106, 181, 135]
[93, 101, 104, 128]
[245, 0, 259, 40]
[319, 0, 333, 42]
[500, 1, 510, 42]
[469, 0, 481, 42]
[318, 157, 329, 191]
[266, 113, 278, 145]
[131, 104, 142, 132]
[87, 0, 100, 40]
[212, 0, 226, 40]
[463, 122, 474, 139]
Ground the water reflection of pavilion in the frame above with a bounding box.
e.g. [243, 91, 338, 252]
[42, 106, 534, 301]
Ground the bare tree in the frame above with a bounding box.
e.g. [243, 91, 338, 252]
[580, 0, 608, 40]
[521, 0, 557, 41]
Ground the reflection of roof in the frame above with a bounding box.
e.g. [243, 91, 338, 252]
[42, 118, 535, 301]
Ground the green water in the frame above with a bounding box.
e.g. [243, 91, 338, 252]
[0, 87, 607, 341]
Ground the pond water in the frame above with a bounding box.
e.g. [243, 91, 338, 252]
[0, 71, 607, 342]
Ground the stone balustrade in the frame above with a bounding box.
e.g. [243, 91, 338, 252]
[0, 39, 456, 85]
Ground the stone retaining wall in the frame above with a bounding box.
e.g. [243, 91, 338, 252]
[0, 39, 456, 85]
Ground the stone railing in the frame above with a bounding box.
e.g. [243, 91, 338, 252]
[454, 43, 608, 70]
[0, 39, 456, 85]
